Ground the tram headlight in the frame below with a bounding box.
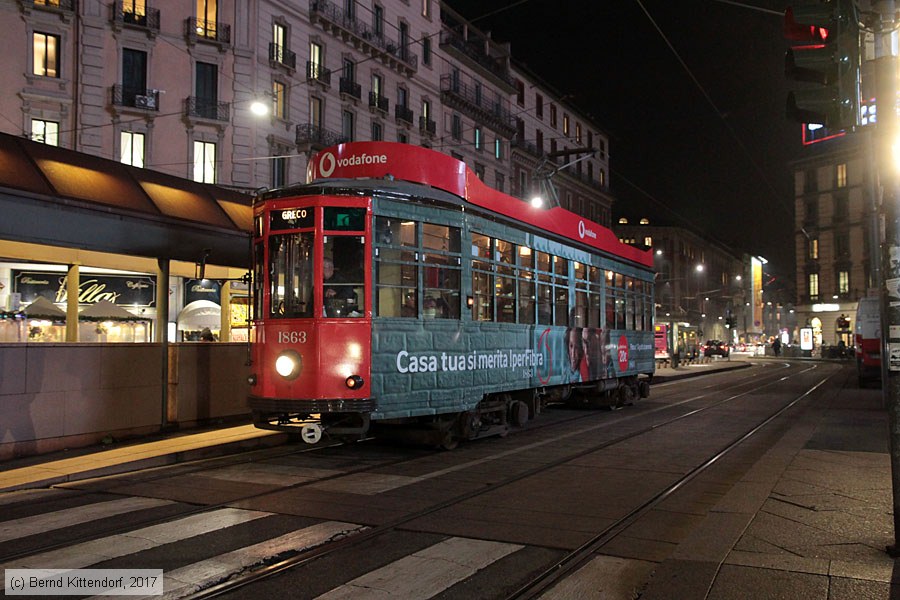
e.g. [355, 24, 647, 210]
[275, 350, 303, 380]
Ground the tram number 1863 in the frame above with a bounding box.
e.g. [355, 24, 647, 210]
[278, 331, 308, 344]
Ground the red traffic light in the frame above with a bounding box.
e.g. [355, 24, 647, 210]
[784, 7, 829, 43]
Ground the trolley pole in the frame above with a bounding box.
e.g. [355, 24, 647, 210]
[873, 0, 900, 556]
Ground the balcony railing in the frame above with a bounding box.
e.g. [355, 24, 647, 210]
[111, 85, 160, 111]
[440, 74, 515, 136]
[268, 43, 296, 70]
[439, 28, 514, 90]
[306, 61, 332, 85]
[339, 78, 362, 100]
[369, 92, 388, 113]
[186, 17, 231, 45]
[395, 105, 414, 124]
[296, 123, 348, 148]
[111, 1, 160, 32]
[309, 0, 417, 72]
[419, 116, 436, 136]
[27, 0, 76, 13]
[185, 97, 230, 121]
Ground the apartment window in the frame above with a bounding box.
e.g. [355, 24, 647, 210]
[575, 122, 582, 143]
[197, 0, 217, 24]
[122, 49, 147, 106]
[374, 5, 384, 37]
[193, 141, 216, 183]
[474, 126, 482, 150]
[494, 138, 503, 160]
[838, 270, 849, 294]
[836, 163, 847, 188]
[342, 110, 354, 141]
[451, 114, 462, 140]
[310, 96, 323, 128]
[422, 37, 432, 66]
[599, 139, 606, 159]
[273, 22, 287, 62]
[372, 73, 383, 98]
[33, 32, 60, 78]
[31, 119, 58, 146]
[343, 0, 355, 20]
[422, 0, 431, 18]
[535, 94, 543, 119]
[398, 131, 408, 143]
[835, 232, 849, 257]
[495, 171, 505, 192]
[397, 86, 408, 109]
[808, 272, 819, 300]
[805, 168, 817, 193]
[120, 131, 144, 167]
[563, 114, 570, 135]
[272, 80, 286, 119]
[422, 98, 431, 120]
[273, 156, 286, 188]
[809, 237, 818, 259]
[309, 42, 323, 78]
[536, 130, 543, 154]
[372, 121, 383, 141]
[516, 79, 524, 107]
[195, 61, 218, 118]
[550, 104, 557, 128]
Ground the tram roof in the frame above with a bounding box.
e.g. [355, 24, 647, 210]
[0, 132, 252, 267]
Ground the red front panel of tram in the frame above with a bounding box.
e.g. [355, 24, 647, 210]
[252, 319, 371, 400]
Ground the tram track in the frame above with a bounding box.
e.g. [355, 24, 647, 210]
[183, 360, 836, 599]
[0, 360, 805, 568]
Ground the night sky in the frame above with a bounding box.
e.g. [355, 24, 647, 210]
[446, 0, 801, 286]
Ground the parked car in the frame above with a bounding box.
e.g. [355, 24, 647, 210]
[702, 339, 730, 357]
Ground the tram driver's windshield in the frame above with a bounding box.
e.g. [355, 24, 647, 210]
[269, 232, 314, 318]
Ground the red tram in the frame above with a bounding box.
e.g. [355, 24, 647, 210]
[248, 142, 655, 447]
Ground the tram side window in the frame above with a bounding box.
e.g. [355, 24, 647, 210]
[553, 255, 568, 327]
[536, 251, 552, 325]
[253, 241, 264, 321]
[375, 218, 418, 317]
[422, 223, 461, 319]
[588, 266, 602, 328]
[518, 247, 535, 324]
[573, 261, 588, 327]
[269, 232, 313, 318]
[471, 233, 494, 321]
[495, 238, 516, 323]
[323, 235, 365, 318]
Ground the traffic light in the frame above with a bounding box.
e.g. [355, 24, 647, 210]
[784, 0, 860, 130]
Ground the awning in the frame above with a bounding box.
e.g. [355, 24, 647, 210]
[176, 300, 221, 330]
[24, 296, 66, 319]
[79, 300, 147, 321]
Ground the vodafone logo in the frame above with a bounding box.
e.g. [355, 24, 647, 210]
[617, 335, 629, 372]
[578, 220, 597, 240]
[319, 152, 336, 178]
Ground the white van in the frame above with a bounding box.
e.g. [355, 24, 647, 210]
[855, 297, 881, 385]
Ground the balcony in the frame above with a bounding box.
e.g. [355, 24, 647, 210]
[296, 123, 348, 153]
[185, 17, 231, 50]
[440, 74, 515, 137]
[308, 0, 417, 76]
[268, 43, 296, 71]
[395, 104, 414, 125]
[185, 97, 230, 122]
[306, 61, 332, 87]
[22, 0, 76, 20]
[511, 137, 541, 158]
[438, 28, 515, 93]
[369, 92, 389, 114]
[419, 116, 436, 136]
[110, 1, 160, 35]
[339, 78, 362, 101]
[111, 85, 160, 111]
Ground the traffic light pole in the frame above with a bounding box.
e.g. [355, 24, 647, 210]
[873, 0, 900, 556]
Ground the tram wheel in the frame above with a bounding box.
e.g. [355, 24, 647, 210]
[438, 431, 459, 451]
[617, 384, 635, 407]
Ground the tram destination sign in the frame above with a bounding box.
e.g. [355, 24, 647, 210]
[13, 270, 157, 307]
[271, 207, 315, 230]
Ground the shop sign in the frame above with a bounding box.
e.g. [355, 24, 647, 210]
[184, 278, 222, 306]
[13, 270, 156, 307]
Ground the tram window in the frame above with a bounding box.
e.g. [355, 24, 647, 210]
[253, 241, 264, 321]
[537, 283, 552, 325]
[324, 207, 366, 231]
[554, 287, 568, 327]
[376, 217, 417, 246]
[573, 290, 587, 327]
[588, 289, 601, 328]
[423, 223, 460, 252]
[322, 236, 365, 318]
[615, 294, 626, 329]
[496, 239, 515, 275]
[269, 232, 313, 318]
[472, 268, 494, 321]
[518, 246, 534, 270]
[496, 275, 515, 322]
[626, 295, 635, 330]
[518, 278, 535, 324]
[424, 267, 460, 319]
